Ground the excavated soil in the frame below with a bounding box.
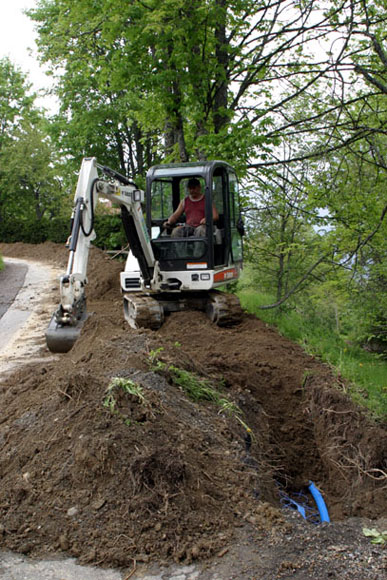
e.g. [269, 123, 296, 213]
[0, 242, 386, 575]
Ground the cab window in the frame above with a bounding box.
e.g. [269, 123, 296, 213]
[179, 177, 205, 201]
[150, 179, 173, 220]
[228, 171, 243, 262]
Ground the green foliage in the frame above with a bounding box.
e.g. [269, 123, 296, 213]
[0, 213, 126, 250]
[0, 216, 67, 244]
[169, 364, 253, 434]
[306, 107, 387, 351]
[0, 58, 70, 233]
[168, 365, 225, 403]
[105, 377, 146, 406]
[0, 56, 36, 150]
[148, 347, 167, 372]
[92, 214, 127, 250]
[362, 528, 387, 545]
[31, 0, 359, 168]
[0, 254, 3, 271]
[103, 377, 147, 426]
[0, 121, 65, 221]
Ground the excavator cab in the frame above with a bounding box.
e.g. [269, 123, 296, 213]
[145, 161, 243, 284]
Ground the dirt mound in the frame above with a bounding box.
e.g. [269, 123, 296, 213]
[0, 242, 69, 268]
[0, 243, 385, 570]
[0, 241, 123, 300]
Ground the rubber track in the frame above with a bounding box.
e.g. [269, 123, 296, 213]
[207, 292, 243, 327]
[124, 293, 164, 330]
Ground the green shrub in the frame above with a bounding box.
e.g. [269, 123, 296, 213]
[0, 214, 126, 249]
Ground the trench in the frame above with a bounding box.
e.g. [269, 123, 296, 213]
[156, 311, 387, 523]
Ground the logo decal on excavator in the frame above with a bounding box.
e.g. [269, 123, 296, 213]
[214, 268, 238, 282]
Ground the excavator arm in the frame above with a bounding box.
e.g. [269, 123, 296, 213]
[45, 157, 157, 353]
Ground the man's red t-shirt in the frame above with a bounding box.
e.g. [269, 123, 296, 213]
[183, 195, 205, 227]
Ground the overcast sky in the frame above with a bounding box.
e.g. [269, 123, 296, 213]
[0, 0, 56, 109]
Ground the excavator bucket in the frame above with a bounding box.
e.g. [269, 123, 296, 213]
[45, 310, 88, 353]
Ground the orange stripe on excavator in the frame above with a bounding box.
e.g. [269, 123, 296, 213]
[214, 268, 238, 283]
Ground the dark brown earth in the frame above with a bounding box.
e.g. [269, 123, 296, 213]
[0, 242, 386, 578]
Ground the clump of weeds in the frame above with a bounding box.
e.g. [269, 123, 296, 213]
[103, 377, 147, 426]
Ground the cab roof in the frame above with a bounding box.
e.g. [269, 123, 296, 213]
[146, 160, 235, 181]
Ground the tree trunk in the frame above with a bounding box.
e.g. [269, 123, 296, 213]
[213, 0, 229, 134]
[133, 122, 144, 176]
[276, 213, 287, 303]
[164, 87, 189, 163]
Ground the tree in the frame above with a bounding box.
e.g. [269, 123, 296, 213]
[29, 1, 385, 171]
[0, 57, 35, 151]
[0, 57, 37, 224]
[0, 58, 67, 233]
[308, 99, 387, 346]
[1, 120, 66, 222]
[28, 0, 386, 345]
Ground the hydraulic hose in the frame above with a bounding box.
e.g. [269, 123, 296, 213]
[80, 177, 99, 237]
[98, 163, 137, 187]
[308, 481, 330, 523]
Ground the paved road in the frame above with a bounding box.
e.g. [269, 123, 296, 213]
[0, 552, 124, 580]
[0, 261, 28, 320]
[0, 258, 60, 374]
[0, 551, 212, 580]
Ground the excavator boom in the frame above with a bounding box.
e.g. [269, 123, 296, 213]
[46, 158, 154, 353]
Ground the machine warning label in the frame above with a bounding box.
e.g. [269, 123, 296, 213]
[186, 262, 207, 269]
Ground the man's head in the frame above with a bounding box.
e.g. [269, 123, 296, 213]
[187, 177, 202, 199]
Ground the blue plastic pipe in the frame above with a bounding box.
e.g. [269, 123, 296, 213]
[308, 481, 330, 523]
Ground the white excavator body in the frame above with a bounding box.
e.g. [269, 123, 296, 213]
[46, 157, 244, 352]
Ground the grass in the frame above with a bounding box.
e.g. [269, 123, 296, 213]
[238, 289, 387, 419]
[169, 364, 253, 435]
[0, 254, 3, 271]
[148, 349, 253, 435]
[103, 377, 147, 425]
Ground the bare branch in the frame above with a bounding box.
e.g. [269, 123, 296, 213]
[258, 253, 329, 310]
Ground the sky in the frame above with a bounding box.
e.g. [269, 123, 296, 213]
[0, 0, 56, 110]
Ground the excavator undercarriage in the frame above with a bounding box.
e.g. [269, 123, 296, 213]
[123, 290, 243, 330]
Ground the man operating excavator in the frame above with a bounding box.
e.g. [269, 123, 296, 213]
[164, 178, 219, 237]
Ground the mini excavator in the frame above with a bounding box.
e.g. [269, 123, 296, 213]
[46, 157, 244, 353]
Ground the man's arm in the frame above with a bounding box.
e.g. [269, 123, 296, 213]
[199, 202, 219, 225]
[165, 200, 184, 226]
[212, 203, 219, 223]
